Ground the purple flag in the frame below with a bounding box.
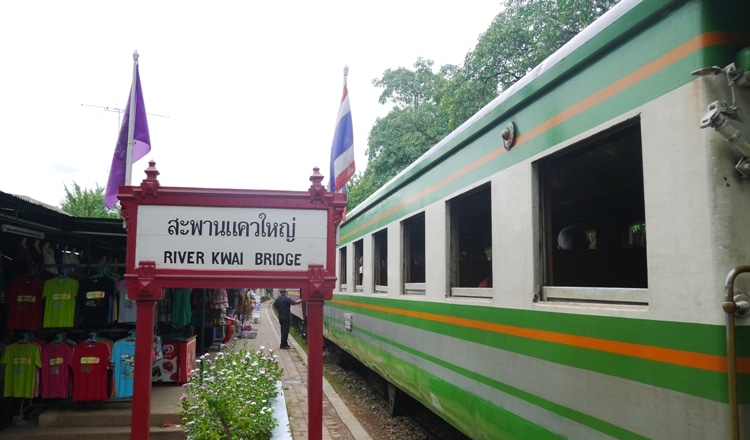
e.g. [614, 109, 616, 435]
[104, 65, 151, 209]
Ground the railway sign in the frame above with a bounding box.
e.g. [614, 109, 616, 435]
[135, 205, 328, 270]
[118, 161, 346, 440]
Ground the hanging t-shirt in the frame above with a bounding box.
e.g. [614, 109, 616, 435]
[111, 338, 136, 398]
[77, 276, 117, 328]
[41, 341, 73, 399]
[7, 276, 44, 330]
[42, 243, 58, 274]
[0, 342, 42, 398]
[117, 280, 137, 324]
[171, 288, 192, 329]
[72, 340, 111, 402]
[12, 240, 32, 278]
[43, 277, 79, 328]
[158, 289, 172, 325]
[209, 288, 229, 310]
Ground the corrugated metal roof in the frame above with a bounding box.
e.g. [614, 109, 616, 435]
[7, 193, 72, 216]
[0, 190, 126, 262]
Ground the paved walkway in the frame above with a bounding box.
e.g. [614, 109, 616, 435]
[195, 300, 370, 440]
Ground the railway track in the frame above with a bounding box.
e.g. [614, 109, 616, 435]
[408, 407, 471, 440]
[357, 352, 471, 440]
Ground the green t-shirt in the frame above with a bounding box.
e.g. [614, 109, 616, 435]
[1, 342, 42, 398]
[43, 277, 79, 328]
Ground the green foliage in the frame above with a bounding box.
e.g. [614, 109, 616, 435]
[60, 182, 120, 218]
[346, 0, 619, 211]
[372, 58, 446, 110]
[344, 172, 377, 210]
[464, 0, 619, 94]
[180, 342, 283, 440]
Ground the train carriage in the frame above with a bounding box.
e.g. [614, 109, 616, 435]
[325, 0, 750, 439]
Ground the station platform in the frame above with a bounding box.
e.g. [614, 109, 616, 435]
[225, 300, 371, 439]
[0, 300, 371, 440]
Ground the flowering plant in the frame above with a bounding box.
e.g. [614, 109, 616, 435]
[180, 343, 283, 439]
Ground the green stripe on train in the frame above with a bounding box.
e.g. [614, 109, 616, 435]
[327, 295, 746, 404]
[324, 323, 573, 440]
[326, 321, 649, 440]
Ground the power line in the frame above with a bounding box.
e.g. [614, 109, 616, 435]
[80, 103, 169, 128]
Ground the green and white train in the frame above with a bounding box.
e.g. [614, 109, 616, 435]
[324, 0, 750, 438]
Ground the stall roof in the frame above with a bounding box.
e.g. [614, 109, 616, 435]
[0, 190, 126, 261]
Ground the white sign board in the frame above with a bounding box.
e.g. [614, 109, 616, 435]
[135, 205, 327, 270]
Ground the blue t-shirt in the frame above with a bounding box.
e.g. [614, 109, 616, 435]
[112, 338, 136, 398]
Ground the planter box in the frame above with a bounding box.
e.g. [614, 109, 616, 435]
[239, 330, 257, 339]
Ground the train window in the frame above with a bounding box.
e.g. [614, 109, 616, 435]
[540, 120, 648, 303]
[402, 213, 425, 294]
[627, 222, 646, 248]
[353, 239, 364, 292]
[373, 229, 388, 292]
[449, 184, 492, 297]
[338, 247, 348, 291]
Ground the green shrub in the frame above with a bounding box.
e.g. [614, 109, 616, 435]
[180, 343, 283, 439]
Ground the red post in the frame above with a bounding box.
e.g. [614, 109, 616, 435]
[307, 299, 324, 440]
[131, 298, 157, 439]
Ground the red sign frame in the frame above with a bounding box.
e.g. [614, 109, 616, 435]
[119, 161, 346, 439]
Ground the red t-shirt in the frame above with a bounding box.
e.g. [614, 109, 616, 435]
[7, 276, 44, 330]
[72, 341, 111, 402]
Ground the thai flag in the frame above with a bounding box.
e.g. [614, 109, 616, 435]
[104, 63, 151, 209]
[329, 82, 355, 193]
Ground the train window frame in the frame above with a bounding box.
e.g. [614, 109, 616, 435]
[338, 247, 348, 292]
[373, 228, 388, 293]
[353, 239, 364, 293]
[448, 184, 493, 298]
[402, 212, 426, 295]
[539, 118, 648, 305]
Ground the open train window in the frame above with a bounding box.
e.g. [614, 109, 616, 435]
[353, 239, 363, 292]
[449, 184, 492, 297]
[338, 247, 348, 291]
[540, 119, 648, 304]
[373, 229, 388, 292]
[402, 213, 425, 294]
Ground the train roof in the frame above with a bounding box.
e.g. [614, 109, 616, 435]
[345, 0, 673, 220]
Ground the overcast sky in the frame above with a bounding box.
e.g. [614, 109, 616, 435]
[0, 1, 501, 207]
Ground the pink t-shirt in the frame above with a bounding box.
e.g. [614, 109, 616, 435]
[42, 342, 73, 399]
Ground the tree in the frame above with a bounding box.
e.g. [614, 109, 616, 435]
[463, 0, 619, 95]
[347, 59, 457, 209]
[347, 0, 619, 211]
[60, 182, 120, 218]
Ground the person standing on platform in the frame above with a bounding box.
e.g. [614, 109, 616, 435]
[273, 289, 300, 349]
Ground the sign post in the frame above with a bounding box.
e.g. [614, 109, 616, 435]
[118, 162, 346, 440]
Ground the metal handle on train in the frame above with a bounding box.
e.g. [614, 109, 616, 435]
[723, 266, 750, 440]
[701, 100, 750, 178]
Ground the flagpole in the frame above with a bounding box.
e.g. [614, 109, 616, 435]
[124, 50, 139, 185]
